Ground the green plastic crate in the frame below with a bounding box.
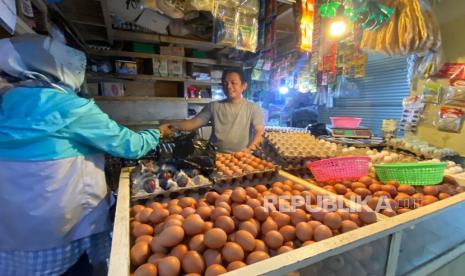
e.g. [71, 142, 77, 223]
[374, 162, 447, 186]
[132, 42, 155, 54]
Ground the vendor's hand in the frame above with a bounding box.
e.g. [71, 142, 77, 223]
[159, 123, 173, 138]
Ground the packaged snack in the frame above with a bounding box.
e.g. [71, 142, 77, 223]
[399, 96, 425, 133]
[159, 59, 169, 77]
[184, 0, 214, 12]
[444, 80, 465, 107]
[436, 106, 465, 133]
[213, 2, 238, 47]
[421, 79, 442, 104]
[236, 11, 258, 52]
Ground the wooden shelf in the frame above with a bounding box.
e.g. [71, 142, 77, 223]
[187, 98, 213, 104]
[86, 72, 221, 85]
[93, 96, 213, 104]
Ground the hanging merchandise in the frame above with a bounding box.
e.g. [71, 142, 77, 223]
[213, 1, 238, 47]
[436, 106, 465, 133]
[360, 0, 441, 56]
[298, 0, 315, 52]
[399, 96, 425, 133]
[407, 51, 444, 89]
[236, 11, 258, 52]
[421, 79, 443, 104]
[444, 81, 465, 107]
[184, 0, 214, 13]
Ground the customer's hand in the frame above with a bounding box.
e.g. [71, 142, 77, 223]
[159, 123, 173, 138]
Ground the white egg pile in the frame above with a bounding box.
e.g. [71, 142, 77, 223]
[388, 137, 457, 159]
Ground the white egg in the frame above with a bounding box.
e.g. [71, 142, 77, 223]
[384, 156, 393, 163]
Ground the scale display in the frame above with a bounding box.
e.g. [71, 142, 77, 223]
[331, 128, 373, 139]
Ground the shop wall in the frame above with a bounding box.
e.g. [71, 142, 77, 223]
[412, 0, 465, 156]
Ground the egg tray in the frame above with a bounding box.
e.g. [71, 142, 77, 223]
[131, 183, 214, 201]
[211, 166, 279, 186]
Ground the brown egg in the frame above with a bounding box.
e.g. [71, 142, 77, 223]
[398, 185, 416, 195]
[351, 182, 367, 191]
[295, 222, 313, 242]
[373, 191, 392, 198]
[333, 184, 348, 195]
[340, 220, 359, 233]
[397, 208, 411, 214]
[310, 207, 328, 222]
[189, 234, 206, 253]
[179, 197, 196, 208]
[395, 193, 414, 208]
[183, 214, 205, 236]
[422, 195, 439, 205]
[253, 206, 269, 222]
[159, 226, 185, 247]
[423, 186, 439, 196]
[261, 218, 278, 235]
[264, 230, 284, 249]
[135, 235, 153, 244]
[170, 244, 188, 260]
[438, 193, 451, 200]
[227, 261, 247, 271]
[308, 220, 322, 230]
[303, 240, 315, 246]
[382, 209, 397, 217]
[233, 205, 254, 221]
[154, 222, 165, 235]
[349, 213, 362, 226]
[133, 224, 154, 238]
[366, 197, 380, 211]
[314, 225, 333, 241]
[386, 180, 399, 187]
[270, 212, 291, 228]
[383, 198, 399, 211]
[182, 251, 205, 274]
[246, 198, 261, 209]
[359, 207, 377, 224]
[158, 256, 181, 276]
[147, 253, 166, 266]
[246, 251, 270, 264]
[336, 210, 350, 221]
[239, 220, 259, 238]
[354, 188, 372, 199]
[211, 207, 230, 221]
[279, 225, 296, 242]
[167, 214, 184, 222]
[205, 264, 227, 276]
[244, 187, 258, 198]
[146, 207, 169, 225]
[164, 219, 183, 229]
[137, 208, 154, 223]
[381, 185, 398, 197]
[204, 228, 227, 249]
[283, 241, 294, 248]
[341, 180, 353, 188]
[168, 205, 183, 215]
[344, 191, 358, 200]
[290, 209, 308, 226]
[203, 221, 214, 232]
[134, 263, 157, 276]
[181, 207, 197, 218]
[203, 249, 222, 266]
[215, 194, 231, 206]
[131, 220, 141, 230]
[231, 187, 247, 203]
[131, 205, 145, 218]
[130, 242, 150, 266]
[206, 192, 220, 204]
[222, 242, 245, 263]
[323, 212, 342, 230]
[235, 230, 256, 252]
[368, 183, 382, 193]
[254, 239, 268, 252]
[277, 246, 293, 255]
[214, 216, 235, 234]
[359, 176, 373, 186]
[196, 206, 212, 221]
[150, 236, 169, 254]
[255, 184, 268, 193]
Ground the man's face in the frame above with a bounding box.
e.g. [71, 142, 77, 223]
[223, 72, 247, 100]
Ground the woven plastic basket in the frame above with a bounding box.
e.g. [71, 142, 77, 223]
[374, 162, 446, 186]
[307, 156, 371, 182]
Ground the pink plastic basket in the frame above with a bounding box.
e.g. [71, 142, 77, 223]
[330, 117, 362, 128]
[307, 156, 371, 182]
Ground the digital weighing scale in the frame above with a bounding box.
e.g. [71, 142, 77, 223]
[331, 127, 373, 139]
[320, 127, 384, 147]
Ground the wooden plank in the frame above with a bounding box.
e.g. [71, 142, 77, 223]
[112, 29, 223, 49]
[98, 0, 114, 44]
[108, 170, 131, 276]
[408, 242, 465, 276]
[87, 72, 221, 85]
[70, 14, 105, 27]
[385, 232, 403, 276]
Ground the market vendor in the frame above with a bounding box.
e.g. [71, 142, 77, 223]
[161, 69, 265, 153]
[0, 35, 170, 275]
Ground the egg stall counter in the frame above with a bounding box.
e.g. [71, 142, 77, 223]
[108, 169, 465, 276]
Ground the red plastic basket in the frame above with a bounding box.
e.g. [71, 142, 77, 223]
[307, 156, 371, 182]
[330, 117, 362, 128]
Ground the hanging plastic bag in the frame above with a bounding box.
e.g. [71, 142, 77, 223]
[444, 81, 465, 107]
[236, 11, 258, 52]
[184, 0, 214, 13]
[421, 79, 442, 104]
[436, 106, 465, 133]
[213, 2, 238, 47]
[172, 132, 216, 175]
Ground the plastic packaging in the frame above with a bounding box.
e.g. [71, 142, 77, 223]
[436, 106, 465, 133]
[236, 11, 258, 52]
[239, 0, 259, 14]
[213, 2, 238, 47]
[184, 0, 214, 12]
[421, 79, 442, 104]
[445, 81, 465, 107]
[399, 96, 425, 133]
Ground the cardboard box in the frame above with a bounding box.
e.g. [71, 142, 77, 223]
[160, 46, 185, 57]
[135, 9, 170, 34]
[115, 60, 137, 75]
[169, 60, 183, 77]
[101, 82, 125, 97]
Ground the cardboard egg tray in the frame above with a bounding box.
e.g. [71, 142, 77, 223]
[211, 166, 279, 187]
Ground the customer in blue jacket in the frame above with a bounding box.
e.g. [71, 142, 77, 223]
[0, 35, 169, 275]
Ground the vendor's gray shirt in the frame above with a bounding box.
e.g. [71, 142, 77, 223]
[196, 99, 264, 153]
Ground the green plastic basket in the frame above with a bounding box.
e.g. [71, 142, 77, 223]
[374, 162, 447, 186]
